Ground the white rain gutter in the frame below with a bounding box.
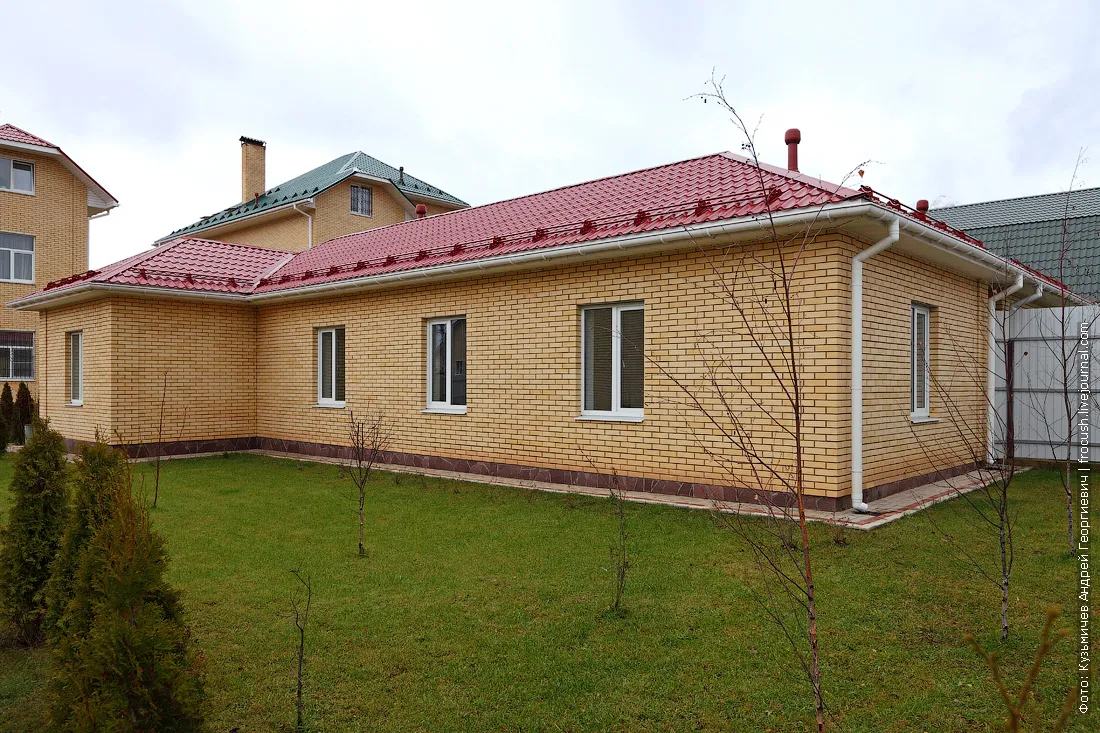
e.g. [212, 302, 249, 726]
[987, 274, 1024, 464]
[293, 202, 314, 248]
[1007, 285, 1043, 316]
[850, 216, 900, 512]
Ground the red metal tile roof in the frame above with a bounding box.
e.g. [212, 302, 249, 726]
[44, 238, 292, 295]
[32, 150, 1040, 303]
[254, 152, 865, 292]
[0, 123, 55, 148]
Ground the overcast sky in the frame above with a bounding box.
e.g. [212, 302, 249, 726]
[4, 0, 1097, 268]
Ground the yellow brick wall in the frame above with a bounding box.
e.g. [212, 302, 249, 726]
[254, 234, 855, 498]
[312, 180, 410, 243]
[0, 149, 92, 400]
[39, 300, 112, 441]
[855, 244, 987, 489]
[207, 210, 309, 252]
[34, 228, 989, 500]
[108, 297, 257, 443]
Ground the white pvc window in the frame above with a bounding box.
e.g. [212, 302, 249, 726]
[0, 331, 34, 380]
[350, 184, 373, 216]
[0, 232, 34, 283]
[911, 304, 930, 418]
[581, 303, 644, 419]
[426, 317, 466, 412]
[68, 331, 83, 405]
[0, 157, 34, 194]
[316, 327, 345, 406]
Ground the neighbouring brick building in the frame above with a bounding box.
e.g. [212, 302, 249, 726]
[155, 137, 467, 252]
[0, 123, 118, 399]
[9, 133, 1085, 510]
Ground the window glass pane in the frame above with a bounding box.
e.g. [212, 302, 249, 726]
[69, 335, 80, 400]
[14, 347, 33, 380]
[584, 308, 613, 411]
[620, 309, 644, 409]
[361, 187, 372, 216]
[430, 323, 447, 403]
[0, 158, 9, 190]
[450, 318, 466, 406]
[915, 311, 928, 410]
[334, 328, 345, 401]
[350, 185, 359, 213]
[12, 162, 32, 192]
[0, 331, 33, 348]
[0, 349, 9, 379]
[13, 253, 31, 281]
[320, 330, 333, 400]
[0, 251, 10, 280]
[0, 233, 34, 251]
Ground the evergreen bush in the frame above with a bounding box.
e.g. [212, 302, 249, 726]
[0, 383, 15, 446]
[14, 382, 33, 444]
[0, 418, 69, 645]
[49, 474, 204, 730]
[43, 439, 128, 639]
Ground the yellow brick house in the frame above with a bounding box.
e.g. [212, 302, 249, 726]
[155, 137, 467, 252]
[0, 123, 118, 399]
[10, 136, 1084, 511]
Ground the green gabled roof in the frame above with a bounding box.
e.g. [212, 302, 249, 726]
[159, 151, 467, 242]
[932, 188, 1100, 300]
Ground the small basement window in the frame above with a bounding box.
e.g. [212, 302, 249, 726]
[0, 330, 34, 380]
[581, 303, 644, 419]
[68, 331, 83, 405]
[426, 317, 466, 412]
[911, 304, 930, 418]
[317, 327, 345, 406]
[0, 157, 34, 194]
[350, 184, 372, 217]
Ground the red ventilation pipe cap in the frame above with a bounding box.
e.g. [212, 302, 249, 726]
[784, 128, 801, 172]
[415, 204, 427, 218]
[916, 199, 929, 214]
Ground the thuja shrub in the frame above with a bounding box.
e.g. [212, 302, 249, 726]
[0, 383, 15, 447]
[14, 381, 33, 444]
[43, 439, 129, 640]
[0, 418, 69, 645]
[49, 481, 204, 730]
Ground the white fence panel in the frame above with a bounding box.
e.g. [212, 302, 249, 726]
[995, 305, 1100, 461]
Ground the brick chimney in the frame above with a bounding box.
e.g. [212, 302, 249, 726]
[240, 136, 266, 203]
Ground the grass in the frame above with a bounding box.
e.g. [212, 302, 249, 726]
[0, 453, 1092, 731]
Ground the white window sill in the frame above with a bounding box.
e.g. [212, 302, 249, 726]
[350, 211, 373, 218]
[0, 188, 34, 196]
[66, 401, 83, 407]
[0, 279, 35, 285]
[421, 406, 467, 415]
[576, 413, 645, 423]
[910, 415, 940, 424]
[314, 401, 346, 409]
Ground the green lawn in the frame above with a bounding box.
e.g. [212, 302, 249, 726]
[0, 454, 1093, 731]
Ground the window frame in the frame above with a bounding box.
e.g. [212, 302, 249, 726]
[580, 302, 644, 421]
[315, 326, 346, 408]
[68, 331, 83, 406]
[0, 330, 35, 382]
[910, 304, 931, 419]
[0, 231, 34, 284]
[424, 316, 467, 414]
[350, 184, 373, 217]
[0, 157, 34, 195]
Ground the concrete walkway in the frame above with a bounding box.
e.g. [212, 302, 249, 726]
[244, 449, 993, 531]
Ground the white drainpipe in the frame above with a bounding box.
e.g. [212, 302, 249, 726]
[293, 202, 313, 248]
[1007, 285, 1043, 317]
[987, 274, 1024, 463]
[851, 216, 900, 512]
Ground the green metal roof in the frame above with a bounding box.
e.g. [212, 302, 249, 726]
[159, 151, 467, 242]
[932, 188, 1100, 300]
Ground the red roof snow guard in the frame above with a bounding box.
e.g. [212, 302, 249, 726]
[43, 238, 291, 295]
[253, 152, 864, 293]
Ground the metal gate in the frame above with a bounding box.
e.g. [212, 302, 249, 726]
[995, 305, 1100, 461]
